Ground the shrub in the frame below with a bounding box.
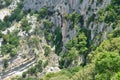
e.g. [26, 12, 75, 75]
[22, 72, 27, 78]
[38, 7, 48, 20]
[21, 19, 31, 32]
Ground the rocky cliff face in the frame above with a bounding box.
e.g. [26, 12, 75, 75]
[0, 0, 114, 79]
[24, 0, 111, 46]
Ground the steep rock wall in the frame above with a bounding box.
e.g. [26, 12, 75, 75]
[23, 0, 111, 46]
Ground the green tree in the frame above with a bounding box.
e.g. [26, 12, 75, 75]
[95, 52, 120, 79]
[77, 32, 88, 54]
[21, 18, 31, 32]
[105, 9, 117, 23]
[38, 7, 48, 20]
[65, 12, 82, 29]
[114, 72, 120, 80]
[59, 47, 79, 68]
[54, 27, 63, 55]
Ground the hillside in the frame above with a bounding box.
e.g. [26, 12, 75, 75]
[0, 0, 120, 80]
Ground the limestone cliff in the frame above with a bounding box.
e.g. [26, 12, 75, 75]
[24, 0, 111, 46]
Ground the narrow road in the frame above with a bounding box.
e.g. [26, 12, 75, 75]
[0, 57, 36, 80]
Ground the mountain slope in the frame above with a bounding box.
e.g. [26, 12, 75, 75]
[0, 0, 120, 80]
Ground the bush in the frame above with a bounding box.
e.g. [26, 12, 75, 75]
[22, 72, 27, 78]
[21, 19, 31, 32]
[43, 20, 53, 29]
[38, 7, 48, 20]
[28, 67, 36, 75]
[4, 59, 9, 68]
[10, 49, 17, 57]
[44, 46, 51, 56]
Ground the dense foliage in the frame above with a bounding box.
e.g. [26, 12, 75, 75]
[1, 31, 19, 56]
[59, 30, 88, 68]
